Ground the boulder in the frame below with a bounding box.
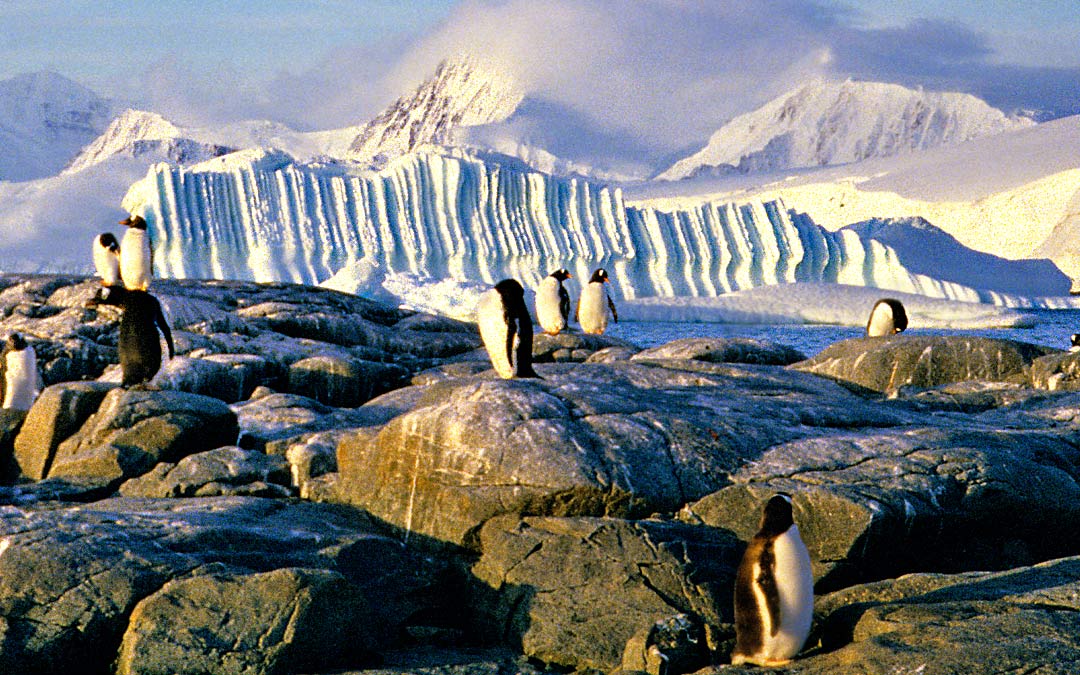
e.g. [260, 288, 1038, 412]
[531, 331, 637, 364]
[685, 425, 1080, 590]
[47, 389, 238, 484]
[1031, 350, 1080, 391]
[471, 515, 741, 671]
[116, 567, 376, 675]
[118, 446, 292, 498]
[791, 335, 1055, 393]
[12, 381, 116, 480]
[632, 337, 806, 365]
[287, 355, 409, 407]
[0, 409, 26, 482]
[231, 391, 387, 450]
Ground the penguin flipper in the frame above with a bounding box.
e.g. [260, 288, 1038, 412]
[559, 286, 571, 324]
[503, 310, 518, 374]
[607, 294, 618, 323]
[154, 300, 175, 358]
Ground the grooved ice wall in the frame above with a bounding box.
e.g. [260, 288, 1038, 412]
[121, 148, 996, 302]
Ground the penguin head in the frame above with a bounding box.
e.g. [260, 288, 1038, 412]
[589, 268, 609, 284]
[550, 269, 572, 282]
[97, 232, 120, 252]
[1072, 333, 1080, 348]
[5, 333, 26, 352]
[759, 493, 796, 536]
[119, 214, 148, 230]
[493, 278, 527, 313]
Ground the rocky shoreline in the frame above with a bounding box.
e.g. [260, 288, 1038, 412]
[2, 273, 1080, 674]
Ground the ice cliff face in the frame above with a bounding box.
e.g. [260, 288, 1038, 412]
[122, 147, 1025, 305]
[659, 79, 1033, 180]
[346, 59, 524, 166]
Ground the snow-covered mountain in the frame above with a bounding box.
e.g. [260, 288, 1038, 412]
[0, 72, 113, 182]
[119, 146, 1061, 310]
[658, 79, 1034, 181]
[345, 59, 524, 166]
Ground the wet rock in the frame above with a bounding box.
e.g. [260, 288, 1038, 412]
[791, 334, 1055, 393]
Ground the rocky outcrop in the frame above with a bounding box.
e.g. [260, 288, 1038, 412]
[632, 337, 806, 365]
[118, 446, 291, 498]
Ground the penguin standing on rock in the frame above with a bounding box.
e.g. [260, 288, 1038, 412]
[535, 268, 572, 335]
[88, 286, 174, 387]
[2, 333, 42, 411]
[865, 298, 908, 337]
[477, 278, 540, 379]
[576, 268, 618, 335]
[118, 214, 153, 291]
[1070, 334, 1080, 353]
[92, 232, 122, 287]
[731, 493, 814, 667]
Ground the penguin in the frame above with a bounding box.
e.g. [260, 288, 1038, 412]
[2, 333, 42, 411]
[92, 232, 122, 287]
[535, 268, 572, 336]
[865, 298, 908, 337]
[1070, 334, 1080, 353]
[88, 286, 174, 387]
[731, 493, 814, 667]
[476, 278, 540, 379]
[575, 268, 618, 335]
[118, 214, 152, 291]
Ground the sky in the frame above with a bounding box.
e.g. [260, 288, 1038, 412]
[2, 0, 1078, 156]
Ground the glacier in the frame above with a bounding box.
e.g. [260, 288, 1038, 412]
[121, 147, 1062, 311]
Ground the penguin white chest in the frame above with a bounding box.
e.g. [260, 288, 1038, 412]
[535, 277, 566, 335]
[93, 239, 121, 286]
[4, 349, 39, 411]
[578, 283, 609, 334]
[477, 289, 518, 379]
[120, 229, 152, 291]
[757, 526, 814, 661]
[866, 302, 895, 337]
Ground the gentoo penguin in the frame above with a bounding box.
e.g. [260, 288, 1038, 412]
[92, 232, 122, 287]
[731, 493, 814, 667]
[535, 268, 572, 335]
[477, 278, 540, 379]
[1070, 334, 1080, 353]
[865, 298, 908, 337]
[575, 268, 618, 335]
[88, 286, 174, 386]
[118, 214, 152, 291]
[2, 333, 41, 411]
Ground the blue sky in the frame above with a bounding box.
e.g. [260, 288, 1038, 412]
[2, 0, 1077, 146]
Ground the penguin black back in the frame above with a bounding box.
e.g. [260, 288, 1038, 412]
[494, 279, 539, 378]
[90, 286, 174, 386]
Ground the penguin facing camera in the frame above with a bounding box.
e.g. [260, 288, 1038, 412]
[536, 268, 572, 336]
[865, 298, 908, 337]
[88, 286, 174, 387]
[119, 214, 153, 291]
[1070, 334, 1080, 353]
[576, 268, 618, 335]
[92, 232, 122, 287]
[731, 493, 814, 667]
[477, 278, 540, 379]
[2, 332, 42, 412]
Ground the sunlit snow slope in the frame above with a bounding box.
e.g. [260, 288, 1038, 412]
[123, 147, 1046, 305]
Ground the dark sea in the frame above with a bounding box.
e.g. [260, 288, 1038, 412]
[604, 308, 1080, 358]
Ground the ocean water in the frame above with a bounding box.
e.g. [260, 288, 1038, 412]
[603, 308, 1080, 358]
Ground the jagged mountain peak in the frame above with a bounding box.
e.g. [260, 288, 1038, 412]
[345, 57, 524, 165]
[658, 78, 1034, 181]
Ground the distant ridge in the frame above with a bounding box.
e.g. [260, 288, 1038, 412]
[659, 79, 1033, 180]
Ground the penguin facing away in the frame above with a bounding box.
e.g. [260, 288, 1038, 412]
[93, 232, 122, 287]
[731, 493, 814, 667]
[2, 332, 42, 411]
[119, 214, 153, 291]
[536, 268, 572, 336]
[576, 268, 618, 335]
[477, 278, 540, 379]
[89, 286, 175, 387]
[865, 298, 908, 337]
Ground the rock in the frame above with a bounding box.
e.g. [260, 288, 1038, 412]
[47, 389, 239, 484]
[287, 355, 410, 407]
[471, 515, 740, 671]
[335, 361, 914, 546]
[116, 567, 377, 675]
[0, 409, 26, 483]
[532, 331, 637, 364]
[585, 346, 638, 363]
[685, 425, 1080, 590]
[151, 355, 234, 400]
[0, 496, 438, 673]
[632, 337, 806, 365]
[1031, 350, 1080, 391]
[790, 335, 1055, 393]
[12, 381, 117, 480]
[118, 446, 292, 498]
[231, 391, 388, 450]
